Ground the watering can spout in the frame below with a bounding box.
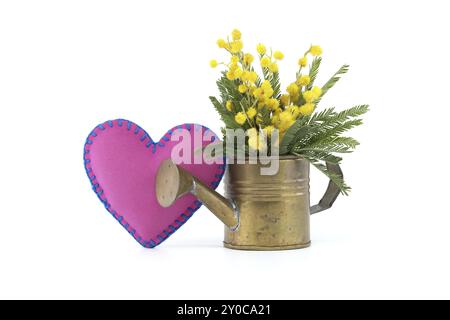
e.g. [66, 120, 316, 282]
[156, 159, 239, 230]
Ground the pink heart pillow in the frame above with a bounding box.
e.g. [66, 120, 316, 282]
[83, 119, 225, 248]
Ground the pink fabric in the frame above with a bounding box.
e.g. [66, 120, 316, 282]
[83, 120, 224, 248]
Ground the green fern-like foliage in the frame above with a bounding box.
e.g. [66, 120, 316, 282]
[280, 105, 369, 194]
[209, 96, 240, 129]
[307, 57, 322, 89]
[267, 68, 281, 98]
[315, 64, 349, 104]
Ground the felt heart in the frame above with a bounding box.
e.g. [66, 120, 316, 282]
[83, 119, 225, 248]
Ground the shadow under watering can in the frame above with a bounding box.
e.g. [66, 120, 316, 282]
[156, 156, 342, 250]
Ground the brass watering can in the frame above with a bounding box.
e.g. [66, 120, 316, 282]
[156, 156, 342, 250]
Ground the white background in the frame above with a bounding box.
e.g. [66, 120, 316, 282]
[1, 0, 449, 300]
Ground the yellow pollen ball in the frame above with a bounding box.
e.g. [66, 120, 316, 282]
[231, 29, 242, 41]
[230, 55, 239, 64]
[296, 75, 311, 86]
[235, 112, 246, 125]
[269, 62, 279, 73]
[209, 59, 218, 68]
[298, 56, 307, 67]
[234, 67, 243, 79]
[310, 45, 323, 56]
[247, 107, 257, 119]
[260, 56, 271, 68]
[248, 71, 258, 83]
[244, 53, 254, 65]
[238, 84, 248, 93]
[230, 40, 243, 53]
[312, 86, 322, 99]
[273, 51, 284, 60]
[267, 98, 280, 110]
[280, 94, 290, 106]
[217, 39, 227, 48]
[299, 103, 315, 116]
[286, 83, 299, 97]
[302, 90, 315, 102]
[256, 43, 267, 55]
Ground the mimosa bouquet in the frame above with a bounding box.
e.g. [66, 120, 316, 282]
[209, 29, 368, 194]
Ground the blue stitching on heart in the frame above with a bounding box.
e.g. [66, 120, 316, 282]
[83, 119, 225, 248]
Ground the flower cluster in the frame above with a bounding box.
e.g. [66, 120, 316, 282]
[210, 29, 324, 150]
[209, 29, 369, 194]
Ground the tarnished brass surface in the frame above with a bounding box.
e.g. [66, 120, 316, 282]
[223, 157, 311, 250]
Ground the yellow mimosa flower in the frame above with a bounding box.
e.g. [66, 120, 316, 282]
[312, 86, 322, 99]
[209, 59, 218, 68]
[238, 84, 248, 93]
[288, 105, 300, 118]
[257, 102, 265, 110]
[226, 100, 233, 111]
[269, 62, 279, 73]
[260, 56, 271, 68]
[280, 94, 290, 106]
[296, 75, 311, 86]
[302, 90, 315, 102]
[310, 45, 323, 56]
[241, 71, 252, 82]
[230, 55, 239, 64]
[234, 67, 243, 78]
[272, 114, 280, 126]
[286, 83, 299, 97]
[261, 80, 271, 90]
[261, 80, 274, 98]
[299, 103, 315, 116]
[217, 38, 227, 49]
[244, 53, 254, 65]
[256, 43, 267, 55]
[298, 56, 308, 67]
[248, 71, 258, 83]
[279, 110, 295, 131]
[235, 112, 247, 125]
[231, 29, 242, 41]
[230, 40, 243, 53]
[246, 107, 257, 119]
[267, 98, 280, 110]
[273, 51, 284, 60]
[253, 87, 263, 99]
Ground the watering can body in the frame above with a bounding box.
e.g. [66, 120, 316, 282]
[156, 156, 342, 250]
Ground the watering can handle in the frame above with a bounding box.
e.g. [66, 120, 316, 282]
[310, 162, 343, 215]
